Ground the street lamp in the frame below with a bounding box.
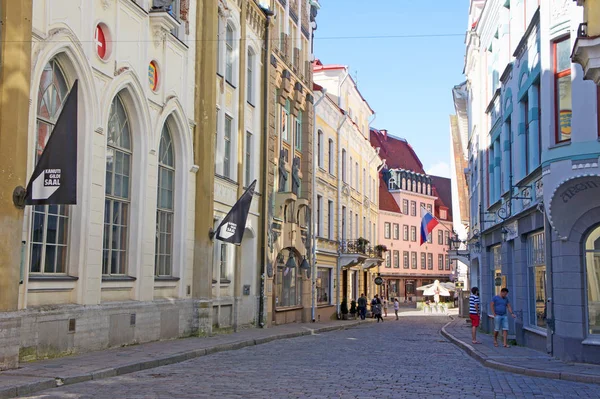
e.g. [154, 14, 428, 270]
[300, 256, 311, 278]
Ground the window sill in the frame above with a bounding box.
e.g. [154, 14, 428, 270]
[523, 325, 547, 337]
[275, 305, 303, 312]
[29, 275, 79, 282]
[225, 80, 237, 90]
[102, 275, 136, 282]
[247, 100, 255, 108]
[155, 276, 180, 282]
[212, 279, 231, 285]
[549, 140, 571, 149]
[317, 304, 334, 308]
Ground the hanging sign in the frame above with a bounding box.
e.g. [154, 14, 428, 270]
[374, 277, 383, 286]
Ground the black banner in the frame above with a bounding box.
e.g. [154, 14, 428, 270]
[25, 80, 78, 205]
[215, 179, 257, 245]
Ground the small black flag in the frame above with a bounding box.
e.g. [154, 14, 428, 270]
[215, 179, 257, 245]
[25, 80, 78, 205]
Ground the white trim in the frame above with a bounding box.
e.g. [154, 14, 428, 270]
[523, 325, 548, 337]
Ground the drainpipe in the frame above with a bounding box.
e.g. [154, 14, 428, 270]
[258, 5, 274, 328]
[311, 88, 327, 322]
[335, 113, 347, 317]
[544, 210, 554, 355]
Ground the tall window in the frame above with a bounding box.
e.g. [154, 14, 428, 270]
[246, 49, 254, 105]
[155, 123, 175, 277]
[327, 200, 334, 239]
[317, 130, 323, 168]
[445, 255, 450, 270]
[393, 224, 399, 240]
[349, 156, 353, 187]
[585, 226, 600, 335]
[492, 245, 504, 296]
[220, 243, 228, 280]
[295, 112, 302, 151]
[328, 139, 334, 173]
[403, 251, 409, 269]
[528, 231, 546, 329]
[355, 214, 359, 239]
[317, 195, 323, 237]
[276, 251, 302, 307]
[554, 36, 572, 143]
[438, 254, 444, 271]
[30, 60, 70, 274]
[402, 199, 409, 215]
[385, 251, 391, 268]
[444, 231, 449, 246]
[403, 225, 409, 241]
[317, 268, 331, 304]
[103, 94, 132, 275]
[411, 226, 417, 242]
[411, 252, 417, 269]
[438, 230, 443, 245]
[421, 253, 426, 270]
[224, 115, 232, 178]
[342, 149, 347, 182]
[384, 222, 391, 239]
[355, 162, 359, 189]
[393, 250, 399, 268]
[225, 23, 234, 84]
[245, 131, 253, 185]
[410, 201, 417, 216]
[427, 253, 433, 270]
[342, 206, 347, 241]
[281, 100, 290, 142]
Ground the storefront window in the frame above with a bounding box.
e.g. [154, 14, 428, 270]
[275, 252, 302, 308]
[317, 268, 331, 305]
[492, 245, 504, 297]
[585, 226, 600, 335]
[528, 232, 546, 329]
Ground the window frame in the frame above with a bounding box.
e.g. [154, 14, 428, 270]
[245, 131, 253, 186]
[223, 114, 233, 178]
[246, 48, 255, 105]
[155, 123, 176, 277]
[384, 222, 391, 239]
[317, 130, 323, 168]
[225, 23, 235, 85]
[403, 251, 409, 269]
[554, 35, 572, 144]
[328, 138, 334, 174]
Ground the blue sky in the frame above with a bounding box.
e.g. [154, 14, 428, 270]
[314, 0, 470, 177]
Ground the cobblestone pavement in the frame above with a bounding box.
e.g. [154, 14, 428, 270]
[20, 317, 600, 399]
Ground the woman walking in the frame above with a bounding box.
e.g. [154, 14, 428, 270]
[393, 298, 400, 320]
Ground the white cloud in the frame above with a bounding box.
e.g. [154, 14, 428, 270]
[426, 162, 451, 178]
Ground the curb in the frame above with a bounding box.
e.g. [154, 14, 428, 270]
[441, 320, 600, 385]
[0, 320, 368, 398]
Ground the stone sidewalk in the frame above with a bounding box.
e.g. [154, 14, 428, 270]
[442, 317, 600, 385]
[0, 319, 371, 398]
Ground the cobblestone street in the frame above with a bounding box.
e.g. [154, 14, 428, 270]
[18, 316, 600, 399]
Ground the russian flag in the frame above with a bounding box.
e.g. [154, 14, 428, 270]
[420, 206, 439, 245]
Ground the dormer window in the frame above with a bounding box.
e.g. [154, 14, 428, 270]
[440, 209, 447, 220]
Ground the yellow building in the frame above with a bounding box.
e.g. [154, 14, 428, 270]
[573, 0, 600, 84]
[312, 61, 383, 321]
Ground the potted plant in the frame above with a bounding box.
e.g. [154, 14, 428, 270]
[357, 237, 370, 254]
[340, 298, 349, 320]
[374, 244, 388, 257]
[349, 300, 357, 319]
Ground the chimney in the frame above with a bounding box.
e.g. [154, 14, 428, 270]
[380, 129, 388, 140]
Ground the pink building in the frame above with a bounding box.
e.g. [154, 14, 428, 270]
[371, 129, 454, 302]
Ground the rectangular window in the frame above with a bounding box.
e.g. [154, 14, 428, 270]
[403, 225, 409, 241]
[317, 195, 322, 237]
[410, 201, 417, 216]
[385, 251, 391, 268]
[427, 253, 433, 270]
[411, 226, 417, 242]
[317, 131, 323, 168]
[554, 36, 572, 143]
[295, 113, 302, 151]
[445, 255, 450, 270]
[224, 115, 232, 178]
[411, 252, 417, 269]
[349, 156, 353, 187]
[328, 139, 334, 173]
[281, 104, 289, 142]
[355, 214, 359, 239]
[225, 24, 234, 84]
[523, 95, 530, 175]
[393, 250, 400, 268]
[342, 206, 346, 241]
[220, 243, 228, 280]
[349, 211, 353, 239]
[317, 268, 331, 305]
[492, 245, 505, 297]
[421, 253, 426, 270]
[403, 251, 409, 269]
[427, 204, 432, 214]
[438, 254, 444, 271]
[420, 202, 425, 213]
[444, 231, 449, 246]
[438, 230, 443, 245]
[245, 131, 252, 186]
[440, 209, 447, 220]
[342, 149, 347, 182]
[393, 224, 399, 240]
[355, 162, 359, 190]
[247, 50, 254, 105]
[384, 222, 391, 239]
[276, 264, 302, 307]
[327, 200, 334, 240]
[427, 232, 432, 244]
[528, 232, 546, 329]
[402, 199, 409, 215]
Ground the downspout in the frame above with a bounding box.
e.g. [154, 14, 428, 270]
[258, 5, 274, 328]
[311, 88, 327, 322]
[544, 209, 554, 355]
[335, 113, 347, 317]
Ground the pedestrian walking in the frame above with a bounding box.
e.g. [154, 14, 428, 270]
[491, 288, 516, 348]
[357, 293, 367, 320]
[393, 297, 400, 320]
[371, 294, 383, 322]
[382, 297, 388, 317]
[469, 287, 481, 344]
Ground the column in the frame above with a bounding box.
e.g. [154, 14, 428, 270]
[528, 84, 540, 172]
[0, 0, 33, 311]
[502, 121, 512, 194]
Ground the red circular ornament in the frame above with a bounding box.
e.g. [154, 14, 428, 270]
[95, 25, 107, 59]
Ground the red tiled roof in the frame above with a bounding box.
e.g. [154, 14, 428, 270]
[313, 59, 345, 72]
[379, 174, 401, 213]
[369, 128, 425, 174]
[430, 175, 453, 221]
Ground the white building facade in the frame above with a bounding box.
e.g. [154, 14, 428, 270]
[464, 0, 600, 364]
[17, 0, 198, 361]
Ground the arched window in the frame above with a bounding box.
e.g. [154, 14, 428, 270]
[585, 226, 600, 335]
[30, 59, 70, 274]
[225, 23, 234, 84]
[103, 94, 132, 276]
[328, 138, 334, 173]
[156, 123, 175, 277]
[341, 149, 347, 183]
[246, 48, 254, 105]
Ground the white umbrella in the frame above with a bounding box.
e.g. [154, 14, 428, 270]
[417, 280, 451, 303]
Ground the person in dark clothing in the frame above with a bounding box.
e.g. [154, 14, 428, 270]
[372, 294, 383, 322]
[357, 293, 368, 320]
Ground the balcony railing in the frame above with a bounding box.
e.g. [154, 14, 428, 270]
[339, 239, 384, 258]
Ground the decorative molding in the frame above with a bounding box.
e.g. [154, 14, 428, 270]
[102, 0, 112, 10]
[551, 0, 571, 21]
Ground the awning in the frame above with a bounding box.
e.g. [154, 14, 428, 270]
[548, 175, 600, 239]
